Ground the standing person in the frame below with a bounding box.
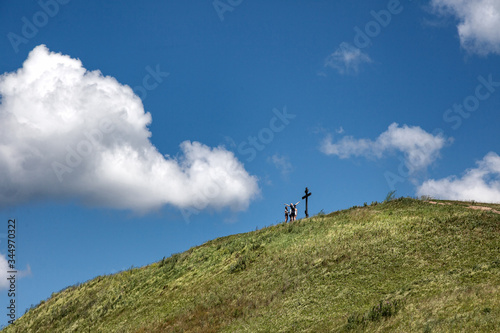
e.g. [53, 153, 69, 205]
[284, 204, 289, 223]
[290, 201, 300, 221]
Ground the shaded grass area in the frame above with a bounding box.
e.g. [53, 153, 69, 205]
[3, 198, 499, 332]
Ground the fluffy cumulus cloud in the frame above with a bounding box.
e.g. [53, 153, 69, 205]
[417, 152, 500, 203]
[0, 45, 259, 212]
[324, 42, 372, 75]
[321, 123, 448, 174]
[431, 0, 500, 55]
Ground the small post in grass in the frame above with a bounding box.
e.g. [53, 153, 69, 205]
[302, 187, 312, 218]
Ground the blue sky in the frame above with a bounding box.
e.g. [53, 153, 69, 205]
[1, 0, 500, 326]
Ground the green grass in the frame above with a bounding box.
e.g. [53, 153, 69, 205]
[3, 198, 499, 332]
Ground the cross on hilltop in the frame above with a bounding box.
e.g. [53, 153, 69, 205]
[302, 187, 312, 218]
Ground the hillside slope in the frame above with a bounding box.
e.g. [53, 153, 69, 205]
[3, 198, 500, 332]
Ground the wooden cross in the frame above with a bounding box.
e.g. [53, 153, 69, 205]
[302, 187, 312, 218]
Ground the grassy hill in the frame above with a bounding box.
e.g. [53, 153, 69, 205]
[3, 198, 499, 332]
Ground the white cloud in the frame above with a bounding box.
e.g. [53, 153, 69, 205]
[431, 0, 500, 55]
[268, 154, 293, 177]
[0, 254, 31, 290]
[0, 254, 9, 289]
[321, 123, 448, 174]
[324, 42, 372, 74]
[17, 264, 32, 279]
[0, 45, 259, 212]
[417, 152, 500, 203]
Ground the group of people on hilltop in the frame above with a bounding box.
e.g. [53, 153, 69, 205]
[284, 201, 300, 222]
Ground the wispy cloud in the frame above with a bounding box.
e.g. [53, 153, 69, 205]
[324, 42, 372, 75]
[321, 123, 449, 174]
[268, 154, 293, 178]
[18, 264, 32, 278]
[0, 45, 259, 212]
[431, 0, 500, 55]
[417, 152, 500, 203]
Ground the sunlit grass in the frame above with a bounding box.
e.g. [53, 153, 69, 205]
[3, 198, 499, 332]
